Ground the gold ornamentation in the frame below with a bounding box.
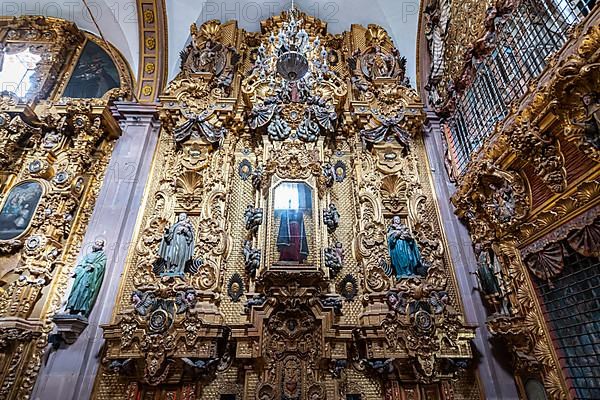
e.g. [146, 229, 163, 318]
[449, 8, 600, 399]
[142, 85, 153, 96]
[136, 0, 168, 102]
[95, 11, 479, 399]
[145, 62, 156, 74]
[145, 36, 156, 50]
[143, 9, 155, 24]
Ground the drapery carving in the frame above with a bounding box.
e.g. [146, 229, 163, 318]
[567, 218, 600, 258]
[524, 243, 564, 284]
[524, 216, 600, 283]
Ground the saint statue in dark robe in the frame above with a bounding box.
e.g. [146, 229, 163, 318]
[277, 207, 309, 263]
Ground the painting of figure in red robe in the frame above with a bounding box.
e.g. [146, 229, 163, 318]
[274, 182, 312, 264]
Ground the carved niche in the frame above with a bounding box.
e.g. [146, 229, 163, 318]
[453, 162, 529, 243]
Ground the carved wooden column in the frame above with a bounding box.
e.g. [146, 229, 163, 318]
[31, 102, 159, 400]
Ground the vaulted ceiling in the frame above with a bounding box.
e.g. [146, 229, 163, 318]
[9, 0, 422, 88]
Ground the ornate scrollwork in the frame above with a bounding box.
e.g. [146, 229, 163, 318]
[453, 162, 529, 243]
[381, 285, 473, 382]
[508, 122, 567, 193]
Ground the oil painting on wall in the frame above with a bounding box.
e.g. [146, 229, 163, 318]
[0, 181, 43, 240]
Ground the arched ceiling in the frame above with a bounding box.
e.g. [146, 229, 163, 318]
[3, 0, 422, 90]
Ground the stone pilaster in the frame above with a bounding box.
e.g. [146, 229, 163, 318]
[31, 102, 160, 400]
[423, 110, 519, 400]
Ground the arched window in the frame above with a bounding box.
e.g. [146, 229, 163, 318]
[0, 17, 132, 104]
[62, 40, 121, 99]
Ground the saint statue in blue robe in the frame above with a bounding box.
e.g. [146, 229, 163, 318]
[154, 213, 195, 277]
[387, 216, 422, 278]
[277, 208, 309, 263]
[66, 239, 107, 317]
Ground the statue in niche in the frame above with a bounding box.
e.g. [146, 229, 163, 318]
[323, 203, 340, 233]
[153, 213, 195, 277]
[487, 181, 516, 223]
[243, 240, 261, 278]
[244, 204, 263, 235]
[65, 239, 107, 318]
[277, 206, 309, 263]
[387, 216, 423, 278]
[275, 182, 312, 264]
[187, 23, 225, 75]
[570, 92, 600, 149]
[363, 46, 396, 78]
[473, 244, 510, 316]
[194, 40, 219, 72]
[324, 242, 344, 277]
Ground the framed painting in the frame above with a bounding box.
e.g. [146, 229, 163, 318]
[0, 180, 43, 241]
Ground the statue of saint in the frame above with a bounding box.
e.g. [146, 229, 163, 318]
[387, 216, 422, 278]
[154, 213, 195, 277]
[323, 203, 340, 233]
[65, 239, 107, 318]
[570, 92, 600, 149]
[473, 245, 510, 315]
[277, 203, 309, 263]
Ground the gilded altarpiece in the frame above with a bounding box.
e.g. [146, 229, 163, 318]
[0, 16, 134, 399]
[96, 12, 481, 400]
